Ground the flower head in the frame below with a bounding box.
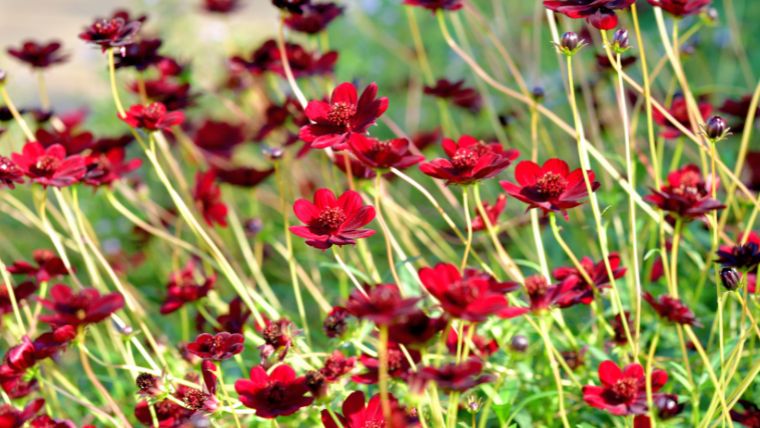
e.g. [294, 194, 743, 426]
[290, 188, 376, 250]
[39, 284, 124, 328]
[321, 391, 418, 428]
[420, 135, 519, 185]
[583, 360, 668, 416]
[79, 16, 141, 50]
[7, 40, 68, 69]
[423, 79, 482, 113]
[643, 292, 699, 326]
[284, 2, 344, 34]
[11, 142, 86, 188]
[645, 164, 725, 221]
[348, 134, 423, 171]
[345, 283, 420, 325]
[543, 0, 636, 30]
[235, 365, 314, 419]
[119, 102, 185, 131]
[187, 332, 244, 361]
[647, 0, 711, 16]
[653, 96, 712, 139]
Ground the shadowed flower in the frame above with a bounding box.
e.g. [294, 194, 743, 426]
[583, 360, 668, 416]
[83, 148, 142, 187]
[7, 40, 68, 69]
[500, 158, 599, 219]
[160, 261, 216, 314]
[235, 364, 314, 419]
[321, 391, 418, 428]
[543, 0, 636, 30]
[420, 135, 519, 185]
[424, 79, 482, 113]
[8, 250, 70, 282]
[731, 400, 760, 428]
[284, 2, 343, 34]
[418, 263, 526, 322]
[415, 358, 494, 392]
[193, 170, 228, 227]
[345, 283, 420, 325]
[0, 156, 24, 189]
[299, 82, 388, 150]
[647, 0, 711, 16]
[403, 0, 463, 12]
[716, 232, 760, 272]
[79, 16, 141, 50]
[202, 0, 241, 13]
[348, 134, 424, 171]
[114, 38, 163, 70]
[290, 188, 376, 250]
[643, 292, 699, 326]
[472, 194, 507, 231]
[119, 102, 185, 131]
[187, 332, 244, 361]
[553, 253, 626, 306]
[39, 284, 124, 328]
[193, 119, 245, 158]
[645, 164, 724, 221]
[653, 96, 712, 139]
[11, 142, 86, 188]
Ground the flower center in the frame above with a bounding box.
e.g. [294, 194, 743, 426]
[452, 149, 479, 169]
[525, 276, 549, 297]
[30, 156, 59, 177]
[327, 102, 356, 127]
[311, 207, 346, 235]
[535, 172, 566, 199]
[610, 377, 639, 402]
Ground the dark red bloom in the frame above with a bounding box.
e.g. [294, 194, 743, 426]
[647, 0, 711, 16]
[0, 156, 24, 189]
[202, 0, 241, 13]
[348, 134, 424, 171]
[500, 158, 598, 219]
[11, 142, 86, 188]
[472, 194, 507, 231]
[114, 38, 163, 70]
[446, 326, 499, 357]
[388, 310, 447, 346]
[119, 102, 185, 131]
[403, 0, 463, 12]
[583, 360, 668, 416]
[352, 344, 421, 384]
[160, 261, 216, 314]
[644, 164, 724, 221]
[8, 250, 69, 282]
[720, 95, 760, 131]
[299, 82, 388, 150]
[235, 364, 314, 419]
[321, 391, 419, 428]
[290, 188, 376, 250]
[420, 135, 519, 185]
[543, 0, 636, 30]
[416, 358, 494, 392]
[552, 253, 626, 306]
[424, 79, 482, 113]
[716, 232, 760, 272]
[7, 40, 68, 69]
[83, 148, 141, 187]
[653, 96, 712, 139]
[731, 400, 760, 428]
[284, 2, 344, 34]
[345, 283, 420, 325]
[643, 292, 699, 326]
[39, 284, 124, 328]
[193, 170, 228, 228]
[187, 332, 244, 361]
[418, 263, 526, 322]
[193, 119, 245, 158]
[0, 398, 44, 428]
[79, 16, 141, 50]
[323, 306, 350, 338]
[0, 282, 37, 315]
[232, 40, 338, 79]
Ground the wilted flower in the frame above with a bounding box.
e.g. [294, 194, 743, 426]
[420, 135, 519, 185]
[583, 360, 668, 415]
[543, 0, 636, 30]
[235, 364, 314, 419]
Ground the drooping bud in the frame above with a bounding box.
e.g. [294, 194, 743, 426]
[720, 267, 741, 291]
[705, 115, 729, 142]
[612, 29, 630, 53]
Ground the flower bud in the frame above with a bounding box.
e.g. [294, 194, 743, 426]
[720, 267, 741, 291]
[705, 115, 729, 141]
[510, 334, 528, 352]
[612, 29, 630, 53]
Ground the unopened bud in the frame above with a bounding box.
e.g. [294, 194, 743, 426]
[720, 267, 741, 291]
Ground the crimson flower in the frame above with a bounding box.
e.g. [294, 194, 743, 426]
[202, 0, 241, 13]
[446, 326, 499, 357]
[716, 232, 760, 272]
[424, 79, 482, 113]
[416, 358, 494, 393]
[193, 119, 245, 158]
[403, 0, 463, 12]
[352, 344, 421, 384]
[119, 102, 185, 131]
[418, 263, 526, 322]
[553, 253, 626, 306]
[187, 332, 244, 361]
[500, 158, 598, 219]
[284, 2, 344, 34]
[731, 400, 760, 428]
[83, 148, 142, 187]
[290, 188, 376, 250]
[160, 261, 216, 314]
[114, 38, 163, 70]
[299, 82, 388, 150]
[653, 96, 712, 139]
[0, 156, 25, 189]
[583, 360, 668, 416]
[345, 283, 420, 325]
[39, 284, 124, 328]
[7, 40, 68, 69]
[235, 364, 314, 419]
[79, 16, 141, 50]
[11, 142, 86, 188]
[0, 282, 37, 315]
[419, 135, 519, 185]
[388, 310, 447, 346]
[472, 194, 507, 231]
[321, 391, 418, 428]
[543, 0, 635, 30]
[644, 164, 724, 221]
[647, 0, 711, 16]
[643, 292, 699, 326]
[8, 250, 69, 282]
[348, 134, 423, 171]
[0, 399, 44, 428]
[193, 170, 228, 228]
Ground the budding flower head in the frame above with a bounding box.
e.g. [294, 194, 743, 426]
[704, 115, 730, 142]
[720, 267, 741, 291]
[556, 32, 586, 56]
[611, 29, 630, 54]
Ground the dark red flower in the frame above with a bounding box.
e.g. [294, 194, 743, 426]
[114, 38, 163, 70]
[11, 142, 86, 188]
[420, 135, 519, 185]
[8, 250, 70, 282]
[232, 40, 338, 79]
[647, 0, 711, 16]
[0, 156, 25, 189]
[552, 253, 626, 306]
[0, 398, 44, 428]
[472, 194, 507, 231]
[299, 82, 388, 150]
[202, 0, 241, 13]
[720, 95, 760, 131]
[119, 102, 185, 131]
[160, 261, 215, 314]
[500, 158, 598, 219]
[290, 188, 376, 250]
[321, 391, 419, 428]
[416, 358, 494, 392]
[39, 284, 124, 328]
[348, 134, 424, 171]
[35, 127, 94, 155]
[187, 332, 244, 361]
[644, 164, 724, 221]
[83, 148, 141, 187]
[543, 0, 636, 30]
[345, 283, 420, 325]
[716, 232, 760, 272]
[446, 325, 499, 357]
[213, 165, 275, 188]
[731, 400, 760, 428]
[352, 344, 421, 384]
[284, 2, 344, 34]
[583, 360, 668, 416]
[0, 281, 37, 315]
[235, 364, 314, 419]
[653, 96, 712, 139]
[388, 310, 447, 346]
[7, 40, 68, 69]
[193, 170, 228, 228]
[418, 263, 526, 322]
[643, 292, 699, 326]
[193, 119, 245, 158]
[403, 0, 463, 12]
[79, 16, 141, 50]
[323, 306, 350, 338]
[424, 79, 482, 113]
